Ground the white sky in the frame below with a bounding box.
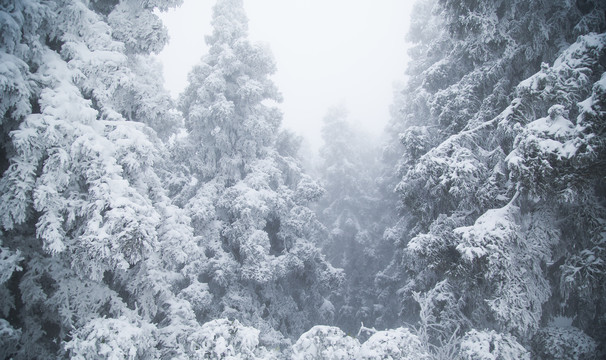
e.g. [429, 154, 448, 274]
[157, 0, 414, 150]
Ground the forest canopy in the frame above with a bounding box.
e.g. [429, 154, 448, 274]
[0, 0, 604, 358]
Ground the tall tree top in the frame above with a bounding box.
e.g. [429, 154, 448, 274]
[207, 0, 249, 46]
[178, 0, 281, 182]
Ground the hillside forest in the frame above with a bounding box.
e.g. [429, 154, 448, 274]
[1, 0, 605, 358]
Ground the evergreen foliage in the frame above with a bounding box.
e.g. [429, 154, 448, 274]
[0, 0, 203, 358]
[169, 0, 341, 346]
[383, 0, 606, 357]
[315, 106, 395, 333]
[1, 0, 604, 358]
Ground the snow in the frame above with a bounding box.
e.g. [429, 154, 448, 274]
[517, 67, 548, 92]
[359, 328, 429, 359]
[65, 316, 159, 360]
[188, 319, 261, 359]
[527, 108, 574, 138]
[459, 330, 530, 360]
[2, 0, 605, 358]
[553, 33, 606, 69]
[291, 325, 430, 359]
[0, 52, 31, 119]
[519, 106, 578, 159]
[292, 326, 360, 360]
[0, 244, 22, 284]
[455, 205, 516, 262]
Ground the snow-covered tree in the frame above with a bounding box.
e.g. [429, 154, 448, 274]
[359, 327, 430, 360]
[315, 106, 394, 333]
[187, 318, 268, 359]
[290, 325, 429, 360]
[171, 0, 342, 345]
[291, 325, 360, 360]
[383, 0, 606, 355]
[459, 329, 530, 360]
[65, 316, 159, 359]
[532, 325, 598, 360]
[175, 0, 281, 186]
[0, 0, 205, 357]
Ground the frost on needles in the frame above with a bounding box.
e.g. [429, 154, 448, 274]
[1, 0, 605, 359]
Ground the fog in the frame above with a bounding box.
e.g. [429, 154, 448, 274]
[157, 0, 413, 150]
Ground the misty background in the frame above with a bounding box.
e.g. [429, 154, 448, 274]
[2, 0, 604, 358]
[157, 0, 414, 150]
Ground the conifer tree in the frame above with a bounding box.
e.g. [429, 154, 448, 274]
[384, 0, 606, 356]
[0, 0, 205, 358]
[172, 0, 342, 345]
[316, 107, 393, 333]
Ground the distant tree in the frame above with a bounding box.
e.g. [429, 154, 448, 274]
[315, 106, 394, 333]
